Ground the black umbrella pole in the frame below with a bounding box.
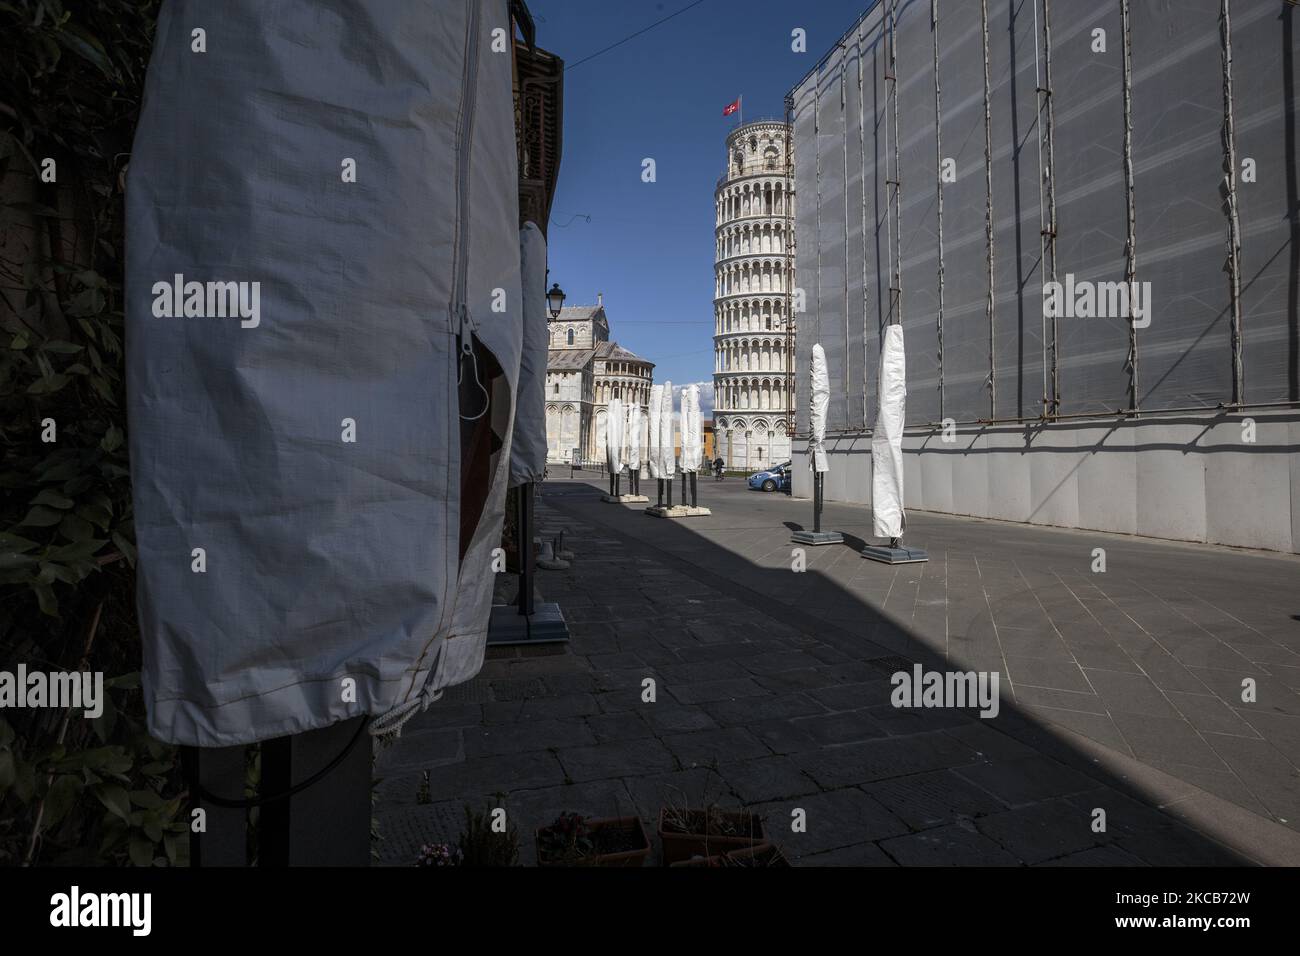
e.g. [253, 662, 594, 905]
[814, 472, 823, 534]
[690, 473, 697, 508]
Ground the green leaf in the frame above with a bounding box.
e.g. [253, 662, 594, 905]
[100, 425, 123, 452]
[42, 774, 83, 828]
[62, 475, 97, 496]
[0, 533, 39, 552]
[58, 512, 95, 542]
[26, 373, 71, 395]
[0, 553, 37, 571]
[128, 834, 154, 867]
[51, 538, 107, 561]
[94, 783, 132, 822]
[106, 672, 141, 690]
[130, 789, 163, 810]
[19, 505, 63, 527]
[34, 583, 58, 617]
[76, 502, 113, 529]
[111, 531, 136, 567]
[31, 489, 75, 509]
[56, 25, 116, 78]
[40, 340, 83, 354]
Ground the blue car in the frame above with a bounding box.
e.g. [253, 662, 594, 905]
[748, 462, 792, 493]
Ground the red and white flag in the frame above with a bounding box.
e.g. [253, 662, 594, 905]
[722, 97, 741, 117]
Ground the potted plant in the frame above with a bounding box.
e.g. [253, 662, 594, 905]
[658, 804, 766, 866]
[535, 812, 651, 867]
[415, 842, 463, 867]
[457, 801, 521, 867]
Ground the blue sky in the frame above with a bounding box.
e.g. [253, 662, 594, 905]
[529, 0, 871, 413]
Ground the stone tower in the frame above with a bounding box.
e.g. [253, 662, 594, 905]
[712, 120, 796, 472]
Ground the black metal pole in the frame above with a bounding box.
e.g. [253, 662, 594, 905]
[814, 473, 823, 534]
[517, 482, 535, 617]
[259, 736, 292, 867]
[657, 478, 664, 507]
[666, 475, 674, 507]
[690, 473, 698, 507]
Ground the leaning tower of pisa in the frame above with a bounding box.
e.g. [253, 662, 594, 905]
[712, 120, 796, 473]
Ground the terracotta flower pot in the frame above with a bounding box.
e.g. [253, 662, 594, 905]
[723, 843, 791, 867]
[668, 854, 724, 868]
[658, 808, 765, 866]
[536, 815, 651, 867]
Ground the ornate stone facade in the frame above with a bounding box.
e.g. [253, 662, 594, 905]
[712, 120, 796, 472]
[546, 299, 653, 463]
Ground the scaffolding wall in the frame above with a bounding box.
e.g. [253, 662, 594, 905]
[790, 0, 1300, 552]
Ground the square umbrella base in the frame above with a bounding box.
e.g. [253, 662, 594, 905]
[602, 494, 649, 503]
[791, 530, 844, 546]
[486, 603, 570, 646]
[645, 505, 712, 519]
[861, 545, 930, 565]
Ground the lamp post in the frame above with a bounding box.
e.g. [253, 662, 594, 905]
[546, 282, 566, 319]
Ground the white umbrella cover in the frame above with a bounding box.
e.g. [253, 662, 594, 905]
[809, 343, 830, 474]
[871, 325, 907, 539]
[646, 385, 663, 479]
[658, 380, 675, 479]
[605, 397, 625, 477]
[626, 401, 642, 472]
[680, 384, 702, 473]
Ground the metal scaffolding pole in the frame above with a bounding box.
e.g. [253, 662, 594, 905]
[887, 0, 904, 330]
[841, 53, 852, 418]
[1220, 0, 1245, 405]
[932, 0, 946, 419]
[981, 0, 996, 417]
[814, 82, 823, 351]
[1034, 0, 1059, 417]
[858, 29, 871, 427]
[1121, 0, 1139, 413]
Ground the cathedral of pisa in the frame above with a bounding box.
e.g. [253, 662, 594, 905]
[712, 120, 797, 472]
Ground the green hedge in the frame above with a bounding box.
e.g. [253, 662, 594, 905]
[0, 0, 188, 866]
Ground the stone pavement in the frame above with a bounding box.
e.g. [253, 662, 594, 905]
[371, 472, 1300, 866]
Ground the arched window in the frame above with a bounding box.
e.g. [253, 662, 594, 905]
[566, 328, 574, 346]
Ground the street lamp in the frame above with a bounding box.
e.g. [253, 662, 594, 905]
[546, 282, 566, 318]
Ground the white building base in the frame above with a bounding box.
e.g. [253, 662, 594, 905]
[791, 411, 1300, 555]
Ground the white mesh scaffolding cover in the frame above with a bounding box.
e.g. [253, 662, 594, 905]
[658, 380, 676, 478]
[808, 344, 831, 473]
[125, 0, 521, 746]
[791, 0, 1299, 426]
[680, 384, 702, 473]
[510, 222, 548, 486]
[605, 397, 625, 475]
[646, 384, 663, 479]
[872, 325, 907, 539]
